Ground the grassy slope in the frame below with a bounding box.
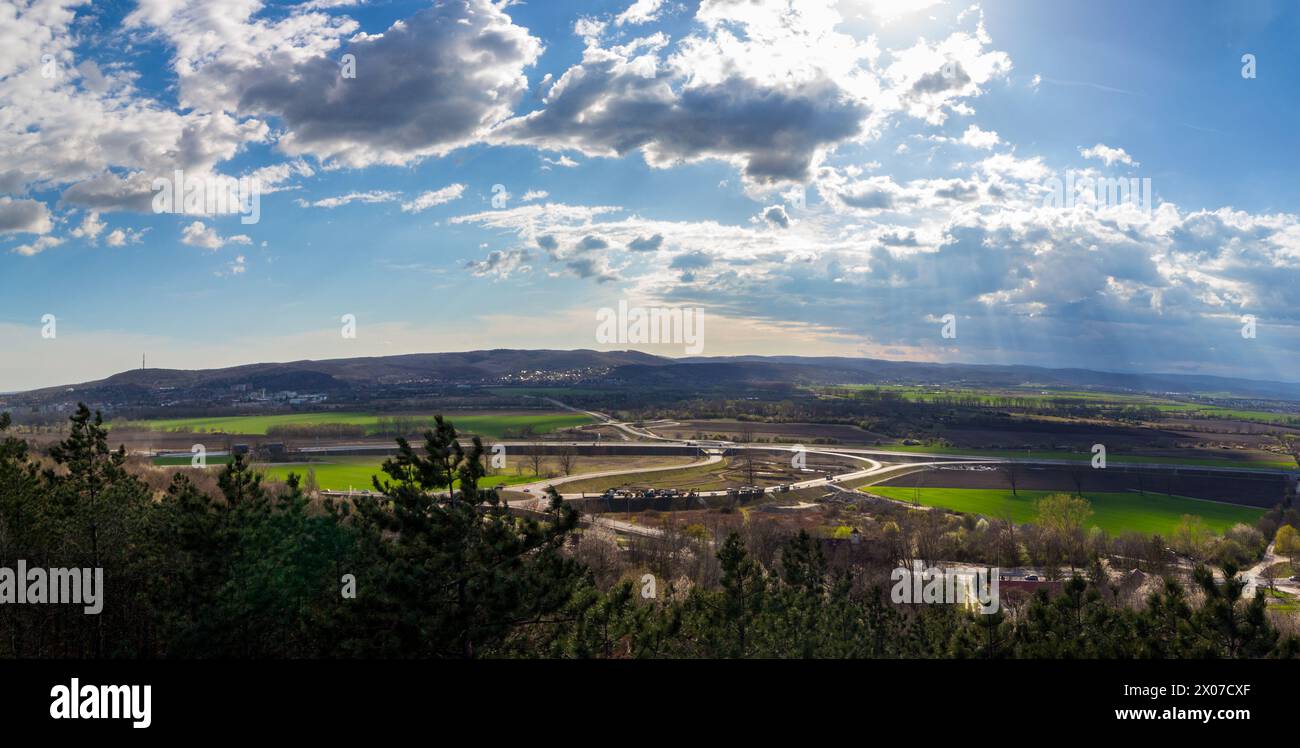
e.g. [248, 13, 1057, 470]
[866, 486, 1264, 536]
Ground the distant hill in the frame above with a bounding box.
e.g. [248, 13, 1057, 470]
[14, 349, 664, 398]
[675, 355, 1300, 400]
[7, 349, 1300, 409]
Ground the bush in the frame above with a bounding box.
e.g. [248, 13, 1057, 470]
[1277, 525, 1300, 555]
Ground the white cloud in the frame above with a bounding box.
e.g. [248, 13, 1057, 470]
[297, 191, 401, 209]
[498, 1, 1012, 186]
[400, 184, 466, 213]
[615, 0, 664, 26]
[126, 0, 542, 169]
[858, 0, 943, 23]
[221, 254, 247, 276]
[541, 155, 579, 169]
[70, 211, 106, 243]
[878, 18, 1014, 127]
[12, 236, 64, 257]
[497, 2, 883, 184]
[105, 227, 148, 247]
[180, 221, 250, 250]
[1079, 143, 1139, 167]
[959, 124, 1000, 149]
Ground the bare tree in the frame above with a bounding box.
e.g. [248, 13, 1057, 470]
[528, 449, 546, 479]
[557, 445, 576, 476]
[1036, 493, 1093, 571]
[1273, 434, 1300, 466]
[1261, 561, 1278, 593]
[1001, 460, 1024, 496]
[997, 516, 1020, 568]
[1069, 464, 1087, 497]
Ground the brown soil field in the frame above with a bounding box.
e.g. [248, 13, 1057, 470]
[558, 453, 860, 494]
[590, 502, 857, 539]
[502, 454, 698, 479]
[1159, 419, 1300, 438]
[651, 419, 888, 444]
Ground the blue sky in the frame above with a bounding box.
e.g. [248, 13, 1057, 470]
[2, 0, 1299, 391]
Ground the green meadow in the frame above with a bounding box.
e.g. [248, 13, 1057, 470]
[865, 486, 1264, 536]
[148, 455, 540, 492]
[120, 411, 595, 438]
[879, 444, 1293, 471]
[258, 458, 538, 492]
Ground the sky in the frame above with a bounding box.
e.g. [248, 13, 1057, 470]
[2, 0, 1300, 392]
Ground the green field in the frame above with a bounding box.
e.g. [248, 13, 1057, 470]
[119, 411, 595, 437]
[865, 486, 1264, 536]
[879, 444, 1294, 471]
[257, 457, 538, 492]
[813, 384, 1300, 426]
[152, 455, 235, 466]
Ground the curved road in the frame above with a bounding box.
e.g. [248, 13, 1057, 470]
[506, 400, 998, 505]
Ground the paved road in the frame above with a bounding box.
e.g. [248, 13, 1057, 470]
[508, 454, 724, 496]
[506, 450, 991, 503]
[1241, 542, 1300, 597]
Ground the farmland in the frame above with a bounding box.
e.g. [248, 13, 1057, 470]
[256, 457, 536, 492]
[814, 384, 1300, 425]
[251, 454, 699, 492]
[879, 444, 1295, 471]
[552, 452, 859, 494]
[865, 486, 1265, 536]
[116, 411, 595, 438]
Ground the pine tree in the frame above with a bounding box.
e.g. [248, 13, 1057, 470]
[347, 416, 585, 657]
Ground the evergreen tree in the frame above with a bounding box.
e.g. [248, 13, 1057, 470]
[346, 417, 586, 657]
